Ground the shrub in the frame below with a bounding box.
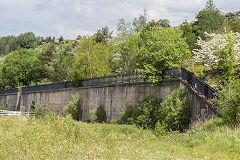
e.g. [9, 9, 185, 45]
[119, 88, 191, 132]
[20, 106, 26, 115]
[95, 104, 107, 123]
[90, 108, 97, 122]
[0, 106, 7, 110]
[213, 79, 240, 125]
[159, 87, 191, 132]
[120, 105, 138, 124]
[154, 121, 168, 137]
[110, 120, 119, 124]
[64, 94, 82, 121]
[136, 97, 162, 129]
[31, 103, 56, 118]
[32, 103, 45, 118]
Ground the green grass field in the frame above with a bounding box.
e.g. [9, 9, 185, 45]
[0, 116, 239, 160]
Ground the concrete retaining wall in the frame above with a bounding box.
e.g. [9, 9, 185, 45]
[0, 78, 217, 122]
[0, 94, 18, 111]
[179, 79, 218, 122]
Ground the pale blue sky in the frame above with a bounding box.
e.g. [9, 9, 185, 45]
[0, 0, 239, 39]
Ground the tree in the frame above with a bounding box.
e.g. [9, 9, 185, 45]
[2, 49, 40, 87]
[38, 43, 55, 80]
[71, 37, 112, 85]
[0, 58, 5, 89]
[196, 0, 225, 38]
[226, 11, 240, 33]
[116, 18, 135, 38]
[58, 36, 64, 43]
[109, 18, 142, 74]
[143, 19, 170, 32]
[193, 32, 240, 80]
[50, 44, 74, 82]
[132, 15, 147, 32]
[0, 35, 20, 55]
[110, 32, 140, 74]
[94, 26, 112, 44]
[137, 26, 190, 83]
[17, 32, 37, 49]
[157, 19, 170, 28]
[180, 21, 198, 51]
[213, 79, 240, 125]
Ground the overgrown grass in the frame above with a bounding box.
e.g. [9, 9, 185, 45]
[0, 116, 239, 159]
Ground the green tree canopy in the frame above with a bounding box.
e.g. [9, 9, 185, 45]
[49, 43, 74, 82]
[17, 32, 37, 49]
[226, 11, 240, 33]
[110, 31, 140, 74]
[180, 21, 198, 51]
[137, 26, 191, 83]
[196, 0, 225, 38]
[94, 26, 112, 44]
[156, 19, 171, 28]
[2, 49, 40, 87]
[132, 15, 147, 32]
[71, 37, 112, 85]
[38, 43, 55, 80]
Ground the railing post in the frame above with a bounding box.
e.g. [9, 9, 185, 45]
[205, 85, 209, 99]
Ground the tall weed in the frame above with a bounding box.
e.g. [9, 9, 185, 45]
[64, 94, 83, 121]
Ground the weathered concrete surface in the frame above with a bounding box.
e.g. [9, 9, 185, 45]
[179, 78, 218, 122]
[0, 94, 18, 111]
[17, 79, 180, 121]
[0, 78, 217, 122]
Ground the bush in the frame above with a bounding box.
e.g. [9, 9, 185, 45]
[214, 79, 240, 125]
[0, 106, 7, 110]
[95, 104, 107, 123]
[154, 121, 168, 137]
[64, 94, 82, 121]
[31, 103, 45, 118]
[90, 105, 107, 123]
[20, 106, 26, 115]
[90, 108, 97, 122]
[159, 87, 191, 132]
[136, 97, 162, 129]
[119, 87, 191, 132]
[120, 105, 138, 124]
[31, 103, 56, 118]
[110, 120, 119, 124]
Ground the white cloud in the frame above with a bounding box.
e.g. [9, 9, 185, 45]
[0, 0, 239, 39]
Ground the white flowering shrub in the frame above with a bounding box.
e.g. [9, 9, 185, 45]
[193, 32, 240, 68]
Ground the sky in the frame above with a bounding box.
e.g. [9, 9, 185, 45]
[0, 0, 239, 39]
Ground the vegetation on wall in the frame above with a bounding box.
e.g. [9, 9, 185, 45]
[90, 104, 107, 123]
[64, 94, 83, 121]
[120, 87, 190, 133]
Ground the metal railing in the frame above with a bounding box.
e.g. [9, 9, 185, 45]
[19, 69, 179, 93]
[81, 73, 143, 87]
[0, 88, 18, 95]
[22, 81, 74, 93]
[0, 67, 216, 100]
[163, 67, 181, 79]
[181, 67, 217, 100]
